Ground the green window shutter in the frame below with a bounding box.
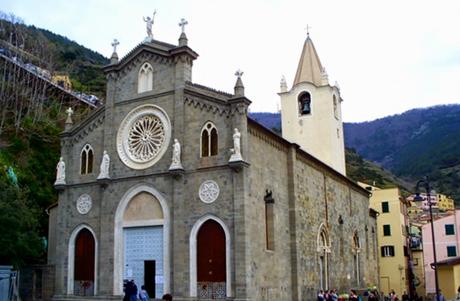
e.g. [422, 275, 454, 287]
[445, 224, 455, 235]
[447, 246, 457, 257]
[383, 224, 391, 236]
[382, 202, 389, 213]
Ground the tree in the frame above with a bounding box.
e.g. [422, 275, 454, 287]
[0, 180, 44, 267]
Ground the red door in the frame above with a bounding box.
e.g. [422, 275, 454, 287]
[74, 228, 95, 282]
[197, 220, 226, 282]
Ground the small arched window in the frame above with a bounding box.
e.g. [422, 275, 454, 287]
[333, 95, 338, 119]
[138, 62, 153, 93]
[80, 144, 94, 175]
[298, 91, 311, 115]
[201, 122, 218, 157]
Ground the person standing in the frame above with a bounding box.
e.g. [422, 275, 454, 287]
[139, 285, 149, 301]
[162, 294, 173, 301]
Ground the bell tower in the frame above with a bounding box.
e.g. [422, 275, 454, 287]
[279, 33, 346, 175]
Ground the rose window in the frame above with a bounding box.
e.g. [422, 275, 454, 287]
[117, 104, 171, 170]
[128, 115, 165, 161]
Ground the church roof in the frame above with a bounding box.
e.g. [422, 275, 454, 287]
[292, 35, 324, 87]
[247, 118, 371, 197]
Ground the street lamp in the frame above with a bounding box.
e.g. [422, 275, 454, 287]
[413, 177, 439, 301]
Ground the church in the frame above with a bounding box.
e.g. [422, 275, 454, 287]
[47, 19, 378, 301]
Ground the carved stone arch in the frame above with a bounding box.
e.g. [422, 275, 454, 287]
[113, 183, 171, 295]
[317, 222, 330, 290]
[67, 224, 98, 295]
[189, 214, 232, 298]
[80, 143, 94, 174]
[316, 222, 331, 253]
[138, 62, 154, 93]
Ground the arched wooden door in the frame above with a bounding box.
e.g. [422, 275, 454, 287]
[197, 220, 226, 299]
[74, 228, 95, 296]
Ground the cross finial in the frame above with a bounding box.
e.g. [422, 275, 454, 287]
[179, 18, 188, 33]
[111, 39, 120, 53]
[305, 24, 312, 36]
[235, 69, 244, 78]
[66, 107, 74, 118]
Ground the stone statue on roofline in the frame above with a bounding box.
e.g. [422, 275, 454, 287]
[143, 10, 157, 41]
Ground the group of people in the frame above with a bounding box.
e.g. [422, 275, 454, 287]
[123, 280, 172, 301]
[318, 288, 455, 301]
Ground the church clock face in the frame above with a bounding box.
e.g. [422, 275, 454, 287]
[117, 104, 171, 169]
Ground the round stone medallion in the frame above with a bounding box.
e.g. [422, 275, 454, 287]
[76, 194, 92, 215]
[199, 180, 220, 203]
[117, 104, 171, 169]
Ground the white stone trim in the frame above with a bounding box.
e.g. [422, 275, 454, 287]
[67, 224, 98, 295]
[113, 184, 171, 295]
[189, 214, 232, 298]
[123, 219, 164, 228]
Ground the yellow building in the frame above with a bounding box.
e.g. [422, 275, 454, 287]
[411, 246, 425, 297]
[437, 257, 460, 300]
[51, 74, 72, 90]
[360, 183, 409, 297]
[437, 194, 455, 212]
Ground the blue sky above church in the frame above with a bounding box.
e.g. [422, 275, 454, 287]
[3, 0, 460, 122]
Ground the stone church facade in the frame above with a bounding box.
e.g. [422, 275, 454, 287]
[47, 28, 378, 301]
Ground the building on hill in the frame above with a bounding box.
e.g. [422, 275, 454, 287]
[359, 183, 411, 297]
[436, 194, 455, 212]
[279, 33, 346, 175]
[422, 209, 460, 296]
[51, 73, 72, 90]
[46, 22, 378, 301]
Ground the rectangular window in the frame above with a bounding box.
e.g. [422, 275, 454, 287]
[265, 201, 275, 251]
[447, 246, 457, 257]
[382, 201, 389, 213]
[383, 224, 391, 236]
[381, 245, 395, 257]
[445, 224, 455, 235]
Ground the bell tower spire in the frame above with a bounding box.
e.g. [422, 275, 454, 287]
[279, 33, 346, 175]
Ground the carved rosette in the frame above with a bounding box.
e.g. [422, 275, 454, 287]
[117, 104, 171, 169]
[198, 180, 220, 204]
[76, 194, 92, 215]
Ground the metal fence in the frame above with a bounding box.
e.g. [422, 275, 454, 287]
[0, 266, 20, 301]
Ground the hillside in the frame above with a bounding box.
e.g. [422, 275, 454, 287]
[344, 104, 460, 204]
[0, 12, 108, 96]
[249, 112, 409, 192]
[0, 14, 104, 265]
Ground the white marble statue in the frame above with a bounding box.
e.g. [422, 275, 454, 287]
[229, 128, 243, 162]
[55, 157, 66, 185]
[143, 10, 157, 39]
[169, 138, 183, 170]
[97, 150, 110, 179]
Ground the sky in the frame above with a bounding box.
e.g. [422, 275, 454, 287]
[3, 0, 460, 122]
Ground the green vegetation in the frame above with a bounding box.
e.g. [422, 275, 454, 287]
[0, 13, 100, 266]
[0, 12, 108, 96]
[345, 104, 460, 205]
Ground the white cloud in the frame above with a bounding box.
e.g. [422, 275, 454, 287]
[2, 0, 460, 122]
